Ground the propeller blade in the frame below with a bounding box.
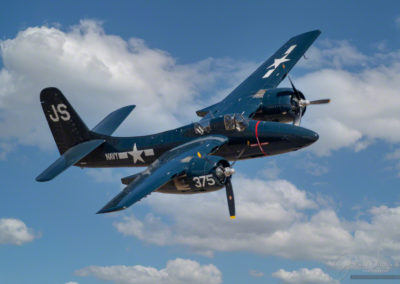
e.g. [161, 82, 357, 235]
[293, 107, 304, 126]
[310, 99, 331, 105]
[288, 75, 301, 100]
[225, 178, 235, 219]
[293, 111, 301, 126]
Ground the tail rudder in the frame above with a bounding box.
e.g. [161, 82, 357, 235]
[37, 88, 136, 182]
[40, 87, 91, 154]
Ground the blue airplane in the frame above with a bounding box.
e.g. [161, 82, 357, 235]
[36, 30, 329, 218]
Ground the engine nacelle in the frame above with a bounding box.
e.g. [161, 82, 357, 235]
[160, 155, 232, 194]
[252, 87, 305, 123]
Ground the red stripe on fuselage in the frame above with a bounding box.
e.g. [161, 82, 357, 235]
[255, 121, 268, 156]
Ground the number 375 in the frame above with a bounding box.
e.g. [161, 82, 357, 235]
[193, 174, 215, 188]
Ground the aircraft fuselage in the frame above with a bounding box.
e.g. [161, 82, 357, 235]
[79, 118, 318, 168]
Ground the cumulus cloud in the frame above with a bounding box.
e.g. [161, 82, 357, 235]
[0, 20, 251, 151]
[113, 175, 400, 270]
[75, 258, 222, 284]
[289, 39, 400, 156]
[0, 218, 36, 245]
[1, 21, 399, 159]
[273, 268, 339, 284]
[298, 40, 368, 69]
[257, 160, 281, 179]
[297, 55, 400, 156]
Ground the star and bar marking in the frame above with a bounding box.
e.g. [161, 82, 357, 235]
[105, 143, 154, 163]
[262, 44, 296, 79]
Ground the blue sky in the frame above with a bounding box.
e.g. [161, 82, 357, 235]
[1, 1, 400, 284]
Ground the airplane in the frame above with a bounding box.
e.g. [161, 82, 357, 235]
[36, 30, 330, 218]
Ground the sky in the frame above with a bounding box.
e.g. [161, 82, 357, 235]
[1, 1, 400, 283]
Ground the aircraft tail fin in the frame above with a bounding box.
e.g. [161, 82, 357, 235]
[37, 87, 135, 182]
[40, 87, 91, 154]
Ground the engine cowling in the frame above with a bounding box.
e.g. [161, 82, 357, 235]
[120, 155, 233, 194]
[162, 155, 234, 193]
[252, 87, 305, 123]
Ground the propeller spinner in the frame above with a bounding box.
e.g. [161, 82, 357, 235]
[288, 76, 330, 126]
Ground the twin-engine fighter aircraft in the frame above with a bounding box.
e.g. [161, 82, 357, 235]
[36, 30, 329, 218]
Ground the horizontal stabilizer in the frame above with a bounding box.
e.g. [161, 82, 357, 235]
[92, 105, 135, 136]
[36, 139, 105, 182]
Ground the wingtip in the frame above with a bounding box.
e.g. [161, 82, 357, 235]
[35, 174, 50, 182]
[304, 29, 322, 38]
[295, 29, 321, 39]
[126, 105, 136, 111]
[96, 205, 126, 214]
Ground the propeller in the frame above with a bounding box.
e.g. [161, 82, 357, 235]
[212, 144, 247, 219]
[223, 144, 247, 219]
[288, 75, 330, 126]
[225, 177, 235, 218]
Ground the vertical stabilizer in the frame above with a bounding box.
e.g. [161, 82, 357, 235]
[40, 87, 91, 154]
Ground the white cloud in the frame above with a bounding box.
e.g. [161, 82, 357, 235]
[113, 175, 400, 270]
[297, 63, 400, 156]
[257, 160, 281, 179]
[273, 268, 339, 284]
[249, 269, 264, 277]
[0, 218, 36, 245]
[0, 20, 250, 152]
[298, 40, 367, 69]
[292, 38, 400, 156]
[75, 258, 222, 284]
[297, 156, 329, 176]
[65, 282, 78, 284]
[305, 117, 362, 156]
[1, 21, 399, 159]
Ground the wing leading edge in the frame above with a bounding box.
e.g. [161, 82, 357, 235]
[198, 30, 321, 119]
[97, 135, 228, 214]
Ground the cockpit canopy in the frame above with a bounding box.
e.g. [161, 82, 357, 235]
[194, 114, 248, 135]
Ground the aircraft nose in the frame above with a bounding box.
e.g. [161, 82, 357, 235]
[291, 128, 319, 147]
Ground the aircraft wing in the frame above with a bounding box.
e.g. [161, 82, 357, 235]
[198, 30, 321, 118]
[97, 135, 228, 214]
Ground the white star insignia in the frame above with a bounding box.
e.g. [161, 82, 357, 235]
[128, 143, 144, 163]
[262, 44, 297, 79]
[268, 56, 290, 69]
